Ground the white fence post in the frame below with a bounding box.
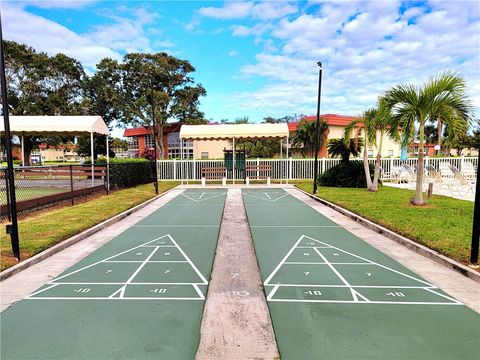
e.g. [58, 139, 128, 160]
[289, 157, 292, 180]
[173, 159, 177, 180]
[193, 159, 196, 180]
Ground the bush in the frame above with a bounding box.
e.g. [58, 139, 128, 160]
[97, 158, 154, 189]
[318, 160, 374, 188]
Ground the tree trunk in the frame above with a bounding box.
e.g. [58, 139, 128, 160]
[412, 123, 426, 205]
[157, 124, 164, 159]
[371, 132, 384, 192]
[437, 118, 442, 147]
[363, 142, 373, 191]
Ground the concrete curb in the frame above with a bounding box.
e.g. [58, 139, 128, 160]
[0, 187, 178, 281]
[295, 187, 480, 283]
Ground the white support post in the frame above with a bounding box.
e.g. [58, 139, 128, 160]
[232, 137, 235, 186]
[286, 136, 289, 184]
[180, 140, 183, 185]
[280, 138, 283, 184]
[21, 134, 25, 166]
[90, 132, 94, 187]
[106, 134, 110, 192]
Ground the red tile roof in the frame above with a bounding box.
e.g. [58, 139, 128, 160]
[288, 114, 361, 132]
[123, 123, 182, 137]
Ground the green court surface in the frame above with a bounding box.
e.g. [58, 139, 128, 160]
[243, 189, 480, 360]
[0, 190, 226, 359]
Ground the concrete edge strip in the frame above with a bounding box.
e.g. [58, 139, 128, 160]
[0, 186, 179, 281]
[294, 186, 480, 283]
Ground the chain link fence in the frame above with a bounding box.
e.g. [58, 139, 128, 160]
[0, 161, 154, 220]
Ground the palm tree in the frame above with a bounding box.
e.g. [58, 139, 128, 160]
[327, 138, 363, 163]
[344, 102, 393, 191]
[292, 119, 328, 158]
[384, 71, 472, 205]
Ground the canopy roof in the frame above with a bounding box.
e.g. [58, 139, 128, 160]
[0, 116, 109, 136]
[180, 123, 289, 140]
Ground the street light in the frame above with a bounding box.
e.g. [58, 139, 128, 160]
[313, 61, 323, 194]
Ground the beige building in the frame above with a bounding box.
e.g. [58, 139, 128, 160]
[193, 139, 231, 159]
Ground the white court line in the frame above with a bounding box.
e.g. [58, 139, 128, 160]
[167, 234, 208, 285]
[302, 235, 434, 287]
[26, 283, 60, 298]
[49, 282, 210, 285]
[51, 235, 171, 282]
[251, 225, 341, 228]
[265, 193, 271, 199]
[118, 246, 160, 298]
[314, 247, 358, 302]
[192, 284, 205, 300]
[199, 192, 205, 199]
[268, 299, 462, 305]
[265, 284, 438, 289]
[133, 225, 219, 228]
[264, 235, 305, 285]
[103, 260, 188, 263]
[26, 297, 205, 301]
[424, 288, 463, 304]
[181, 192, 225, 203]
[283, 262, 372, 265]
[267, 285, 280, 301]
[243, 193, 291, 202]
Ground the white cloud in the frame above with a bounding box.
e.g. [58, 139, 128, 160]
[226, 1, 479, 118]
[1, 3, 167, 71]
[19, 0, 96, 9]
[228, 50, 239, 56]
[199, 2, 253, 19]
[199, 1, 297, 21]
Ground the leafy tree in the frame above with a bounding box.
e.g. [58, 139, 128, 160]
[93, 52, 206, 158]
[327, 138, 363, 163]
[384, 71, 472, 205]
[2, 40, 87, 165]
[235, 116, 249, 124]
[292, 119, 328, 158]
[111, 137, 128, 150]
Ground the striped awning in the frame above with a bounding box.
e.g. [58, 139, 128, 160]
[180, 123, 289, 140]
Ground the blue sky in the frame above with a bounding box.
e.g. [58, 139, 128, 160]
[2, 0, 479, 138]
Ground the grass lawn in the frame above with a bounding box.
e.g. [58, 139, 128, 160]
[0, 182, 179, 271]
[0, 188, 67, 205]
[295, 181, 474, 266]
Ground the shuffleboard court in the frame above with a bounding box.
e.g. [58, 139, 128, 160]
[0, 189, 226, 359]
[243, 189, 480, 360]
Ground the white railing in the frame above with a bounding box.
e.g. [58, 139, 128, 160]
[157, 157, 478, 181]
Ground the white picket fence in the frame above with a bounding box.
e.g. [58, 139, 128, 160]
[157, 157, 478, 181]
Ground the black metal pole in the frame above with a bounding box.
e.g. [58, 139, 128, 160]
[470, 150, 480, 264]
[0, 15, 20, 260]
[313, 62, 323, 194]
[151, 86, 158, 194]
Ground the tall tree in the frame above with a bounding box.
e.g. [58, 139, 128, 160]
[292, 119, 328, 158]
[94, 52, 206, 158]
[384, 71, 472, 205]
[2, 40, 86, 165]
[345, 100, 394, 191]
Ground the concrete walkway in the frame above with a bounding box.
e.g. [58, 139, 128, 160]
[196, 189, 279, 359]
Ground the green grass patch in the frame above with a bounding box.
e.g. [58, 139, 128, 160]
[0, 188, 67, 205]
[0, 182, 179, 271]
[295, 181, 474, 266]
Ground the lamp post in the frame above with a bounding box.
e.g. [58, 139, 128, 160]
[313, 61, 323, 194]
[0, 14, 20, 260]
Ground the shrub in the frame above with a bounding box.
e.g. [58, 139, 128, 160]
[97, 158, 154, 189]
[318, 160, 375, 188]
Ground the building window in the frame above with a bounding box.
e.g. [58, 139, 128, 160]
[144, 134, 155, 149]
[167, 132, 193, 159]
[388, 150, 394, 157]
[201, 152, 209, 159]
[127, 137, 138, 150]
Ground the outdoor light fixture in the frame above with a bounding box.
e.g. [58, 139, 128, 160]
[313, 61, 323, 194]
